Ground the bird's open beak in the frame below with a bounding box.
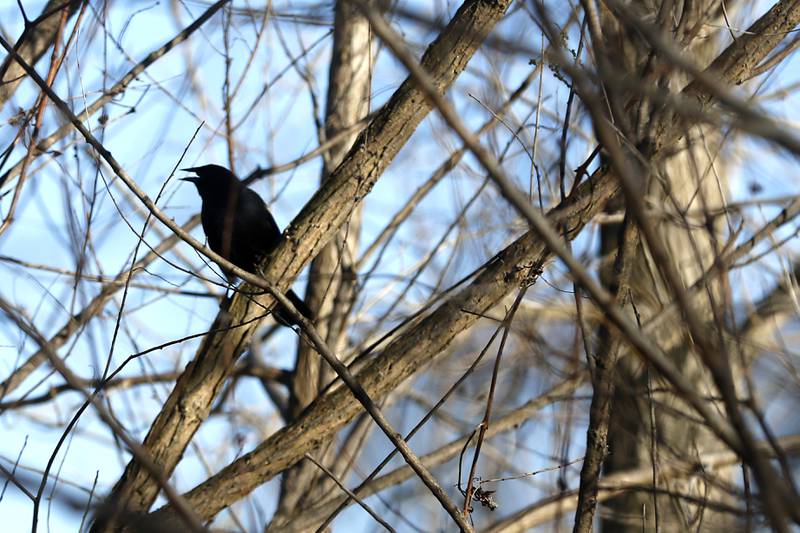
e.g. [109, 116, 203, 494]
[180, 167, 201, 183]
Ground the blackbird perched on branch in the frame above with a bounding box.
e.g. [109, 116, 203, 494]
[181, 164, 313, 327]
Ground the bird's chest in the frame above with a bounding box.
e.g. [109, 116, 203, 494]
[200, 202, 240, 258]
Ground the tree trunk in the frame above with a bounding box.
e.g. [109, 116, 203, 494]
[598, 2, 735, 531]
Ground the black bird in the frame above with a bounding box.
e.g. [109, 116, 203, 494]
[181, 164, 313, 326]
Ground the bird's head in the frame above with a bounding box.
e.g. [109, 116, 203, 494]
[180, 164, 239, 199]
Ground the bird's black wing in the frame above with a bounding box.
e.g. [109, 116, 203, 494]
[229, 186, 283, 272]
